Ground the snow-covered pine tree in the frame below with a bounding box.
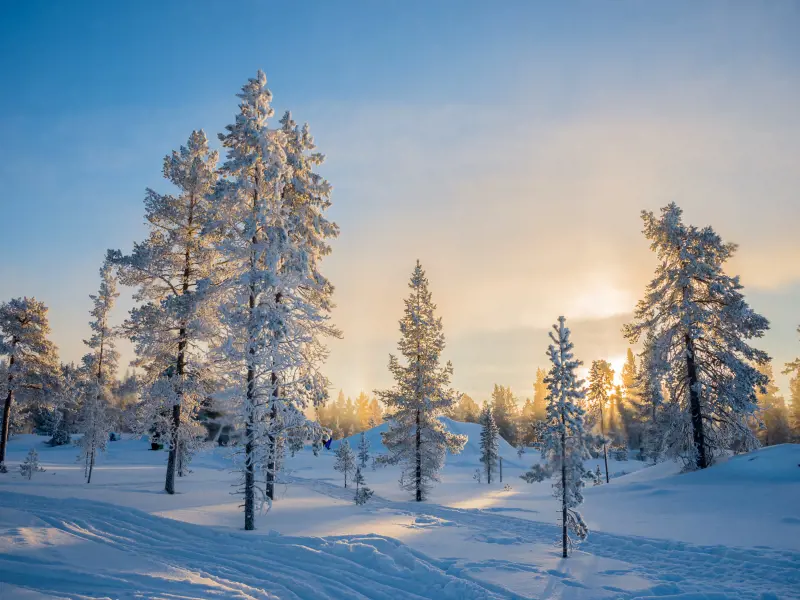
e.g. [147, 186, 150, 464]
[357, 430, 370, 468]
[376, 261, 467, 501]
[76, 262, 119, 483]
[624, 204, 770, 469]
[212, 71, 338, 529]
[334, 439, 356, 488]
[521, 317, 591, 557]
[110, 130, 222, 494]
[0, 298, 60, 472]
[353, 467, 374, 504]
[587, 360, 614, 483]
[479, 403, 499, 484]
[19, 448, 44, 479]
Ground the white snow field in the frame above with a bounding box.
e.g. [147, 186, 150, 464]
[0, 427, 798, 599]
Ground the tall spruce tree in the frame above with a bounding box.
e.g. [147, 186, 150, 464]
[357, 430, 370, 468]
[76, 262, 119, 483]
[754, 363, 791, 446]
[587, 360, 614, 483]
[785, 326, 800, 440]
[479, 403, 499, 484]
[0, 298, 59, 471]
[521, 317, 591, 557]
[213, 71, 337, 529]
[624, 204, 769, 469]
[110, 130, 221, 494]
[532, 368, 548, 421]
[376, 261, 466, 501]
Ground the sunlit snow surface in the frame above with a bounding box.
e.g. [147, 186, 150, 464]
[0, 429, 798, 599]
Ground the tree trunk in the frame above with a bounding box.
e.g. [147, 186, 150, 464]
[0, 352, 15, 471]
[685, 334, 708, 469]
[560, 341, 568, 558]
[87, 445, 95, 484]
[265, 372, 278, 501]
[600, 402, 609, 483]
[415, 408, 422, 502]
[499, 456, 503, 483]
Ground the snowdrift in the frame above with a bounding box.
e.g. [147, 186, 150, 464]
[336, 417, 523, 467]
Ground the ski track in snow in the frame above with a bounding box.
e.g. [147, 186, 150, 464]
[289, 474, 800, 600]
[0, 491, 514, 600]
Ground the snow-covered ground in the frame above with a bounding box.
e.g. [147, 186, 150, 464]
[0, 426, 798, 599]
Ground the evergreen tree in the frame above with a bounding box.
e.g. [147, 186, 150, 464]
[491, 384, 518, 445]
[532, 367, 547, 420]
[587, 360, 614, 483]
[0, 298, 59, 472]
[19, 448, 44, 479]
[479, 403, 499, 483]
[355, 391, 371, 430]
[357, 430, 370, 468]
[620, 349, 643, 449]
[521, 317, 591, 557]
[110, 130, 221, 494]
[367, 398, 383, 427]
[334, 439, 357, 488]
[213, 72, 338, 529]
[785, 327, 800, 440]
[454, 394, 479, 423]
[76, 262, 119, 484]
[376, 261, 466, 501]
[353, 467, 374, 504]
[755, 363, 791, 446]
[624, 204, 770, 469]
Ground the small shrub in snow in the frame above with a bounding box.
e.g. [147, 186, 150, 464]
[353, 468, 374, 505]
[503, 484, 513, 492]
[19, 449, 45, 479]
[593, 465, 603, 485]
[473, 469, 482, 484]
[612, 445, 629, 461]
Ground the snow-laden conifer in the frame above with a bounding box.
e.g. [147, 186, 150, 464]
[357, 431, 370, 468]
[376, 262, 466, 501]
[479, 403, 499, 484]
[353, 467, 374, 504]
[624, 204, 770, 469]
[0, 298, 59, 471]
[75, 262, 119, 483]
[110, 130, 222, 494]
[19, 448, 45, 479]
[212, 71, 338, 529]
[334, 439, 357, 488]
[521, 317, 591, 557]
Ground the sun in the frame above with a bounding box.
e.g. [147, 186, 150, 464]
[607, 356, 626, 388]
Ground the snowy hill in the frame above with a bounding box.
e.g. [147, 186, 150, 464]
[336, 417, 522, 466]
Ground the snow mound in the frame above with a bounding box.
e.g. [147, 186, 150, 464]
[337, 417, 521, 466]
[680, 443, 800, 485]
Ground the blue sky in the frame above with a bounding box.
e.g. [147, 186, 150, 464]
[1, 1, 799, 399]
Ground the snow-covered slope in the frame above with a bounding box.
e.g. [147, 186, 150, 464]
[337, 417, 522, 466]
[1, 434, 798, 599]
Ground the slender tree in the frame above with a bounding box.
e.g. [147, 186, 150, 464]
[587, 360, 614, 483]
[376, 261, 466, 501]
[0, 298, 59, 471]
[624, 204, 769, 469]
[357, 430, 370, 468]
[76, 262, 119, 483]
[785, 326, 800, 440]
[334, 439, 357, 488]
[213, 71, 337, 529]
[521, 317, 591, 557]
[479, 403, 499, 484]
[111, 130, 221, 494]
[755, 363, 791, 446]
